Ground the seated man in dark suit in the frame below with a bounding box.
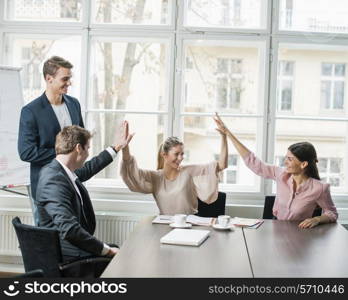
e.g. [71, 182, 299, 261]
[36, 122, 133, 262]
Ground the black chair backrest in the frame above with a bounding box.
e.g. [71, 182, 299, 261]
[263, 196, 276, 219]
[262, 196, 323, 219]
[197, 192, 226, 217]
[12, 217, 63, 277]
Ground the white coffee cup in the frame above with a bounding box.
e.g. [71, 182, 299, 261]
[173, 214, 187, 226]
[218, 215, 230, 227]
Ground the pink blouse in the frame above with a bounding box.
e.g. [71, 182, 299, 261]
[243, 152, 338, 222]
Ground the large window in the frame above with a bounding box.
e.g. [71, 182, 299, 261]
[1, 0, 348, 199]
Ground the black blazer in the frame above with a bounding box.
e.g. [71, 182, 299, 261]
[18, 92, 84, 199]
[35, 150, 113, 259]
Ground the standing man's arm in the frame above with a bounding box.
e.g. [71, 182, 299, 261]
[18, 106, 55, 164]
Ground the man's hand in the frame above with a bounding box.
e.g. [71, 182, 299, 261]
[106, 247, 119, 257]
[298, 217, 320, 229]
[114, 121, 134, 152]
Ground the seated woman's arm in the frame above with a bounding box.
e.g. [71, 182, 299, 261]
[121, 145, 153, 194]
[299, 184, 338, 229]
[214, 113, 281, 180]
[214, 114, 228, 172]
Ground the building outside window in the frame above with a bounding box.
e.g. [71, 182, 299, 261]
[319, 157, 343, 187]
[321, 63, 345, 110]
[216, 58, 243, 110]
[277, 61, 294, 112]
[215, 154, 238, 184]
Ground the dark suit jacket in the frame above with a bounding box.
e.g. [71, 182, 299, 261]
[35, 150, 113, 259]
[18, 92, 84, 199]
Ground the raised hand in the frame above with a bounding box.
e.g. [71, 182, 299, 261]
[114, 121, 135, 152]
[213, 112, 229, 136]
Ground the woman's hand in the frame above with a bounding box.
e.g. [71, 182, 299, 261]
[213, 112, 229, 136]
[298, 217, 321, 229]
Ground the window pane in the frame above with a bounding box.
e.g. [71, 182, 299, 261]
[278, 44, 348, 117]
[275, 119, 348, 192]
[321, 81, 331, 109]
[92, 0, 171, 25]
[217, 78, 227, 109]
[318, 158, 328, 172]
[5, 0, 82, 21]
[183, 116, 263, 190]
[279, 0, 348, 33]
[3, 34, 81, 102]
[333, 81, 344, 109]
[321, 63, 333, 76]
[228, 155, 238, 166]
[226, 170, 237, 184]
[281, 61, 294, 76]
[87, 112, 166, 179]
[90, 38, 169, 111]
[185, 0, 267, 29]
[329, 177, 340, 186]
[330, 158, 341, 173]
[280, 80, 292, 111]
[183, 41, 265, 114]
[335, 64, 346, 77]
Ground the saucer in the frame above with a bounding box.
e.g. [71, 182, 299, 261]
[212, 223, 234, 230]
[169, 223, 192, 229]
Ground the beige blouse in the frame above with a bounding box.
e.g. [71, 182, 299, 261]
[120, 156, 220, 215]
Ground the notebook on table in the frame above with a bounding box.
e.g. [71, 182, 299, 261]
[160, 229, 210, 246]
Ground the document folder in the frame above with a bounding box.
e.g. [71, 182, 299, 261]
[160, 229, 210, 246]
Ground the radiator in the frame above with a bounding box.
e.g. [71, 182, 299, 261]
[0, 210, 143, 257]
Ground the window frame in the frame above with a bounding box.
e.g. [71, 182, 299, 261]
[1, 1, 348, 208]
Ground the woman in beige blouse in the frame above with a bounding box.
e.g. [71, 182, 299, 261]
[121, 115, 228, 215]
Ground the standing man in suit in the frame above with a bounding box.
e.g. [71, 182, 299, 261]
[18, 56, 84, 225]
[36, 123, 133, 262]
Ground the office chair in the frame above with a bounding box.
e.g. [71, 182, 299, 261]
[197, 192, 226, 217]
[12, 217, 111, 278]
[262, 196, 322, 219]
[15, 269, 45, 278]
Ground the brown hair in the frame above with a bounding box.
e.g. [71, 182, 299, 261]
[55, 125, 92, 155]
[43, 56, 73, 80]
[157, 137, 183, 170]
[288, 142, 320, 180]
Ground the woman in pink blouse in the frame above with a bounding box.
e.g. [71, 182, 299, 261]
[214, 114, 338, 229]
[120, 116, 228, 215]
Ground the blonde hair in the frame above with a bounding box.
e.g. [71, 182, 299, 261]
[157, 137, 183, 170]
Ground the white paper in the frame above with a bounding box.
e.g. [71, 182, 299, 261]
[152, 215, 214, 226]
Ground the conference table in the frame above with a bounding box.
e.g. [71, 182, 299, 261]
[102, 216, 348, 278]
